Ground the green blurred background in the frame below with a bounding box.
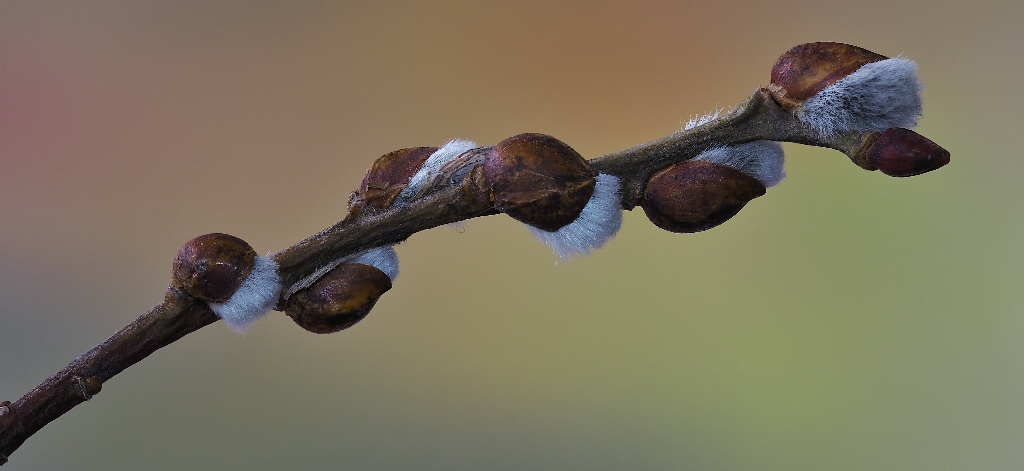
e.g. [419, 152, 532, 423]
[1, 1, 1021, 469]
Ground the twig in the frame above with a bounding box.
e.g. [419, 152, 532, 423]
[0, 88, 918, 465]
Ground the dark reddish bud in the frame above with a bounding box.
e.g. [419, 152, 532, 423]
[483, 133, 597, 232]
[769, 42, 886, 109]
[855, 128, 950, 177]
[350, 147, 438, 212]
[641, 161, 766, 233]
[172, 233, 256, 303]
[284, 263, 392, 334]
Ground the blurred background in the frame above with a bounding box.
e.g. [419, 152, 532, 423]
[1, 1, 1020, 469]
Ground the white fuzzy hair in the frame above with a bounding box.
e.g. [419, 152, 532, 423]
[692, 140, 786, 187]
[350, 246, 400, 281]
[797, 57, 922, 138]
[209, 255, 282, 332]
[394, 139, 479, 206]
[527, 173, 623, 260]
[683, 108, 722, 131]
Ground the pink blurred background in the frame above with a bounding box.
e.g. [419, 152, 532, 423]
[2, 1, 1022, 469]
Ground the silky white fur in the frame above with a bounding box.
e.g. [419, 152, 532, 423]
[350, 246, 400, 281]
[693, 140, 786, 187]
[527, 173, 623, 260]
[208, 255, 281, 332]
[798, 57, 922, 138]
[395, 139, 478, 205]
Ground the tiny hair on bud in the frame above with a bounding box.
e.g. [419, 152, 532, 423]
[395, 139, 478, 205]
[208, 255, 282, 332]
[798, 57, 923, 138]
[350, 246, 400, 281]
[527, 173, 623, 260]
[693, 141, 786, 187]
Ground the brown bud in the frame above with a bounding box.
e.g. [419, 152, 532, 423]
[855, 128, 950, 177]
[284, 263, 392, 334]
[769, 42, 887, 109]
[172, 233, 256, 303]
[483, 133, 597, 232]
[642, 161, 766, 233]
[350, 147, 438, 213]
[83, 376, 103, 396]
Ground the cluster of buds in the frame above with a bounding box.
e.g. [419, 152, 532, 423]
[0, 41, 963, 470]
[172, 232, 398, 334]
[170, 42, 950, 334]
[768, 42, 949, 177]
[279, 132, 625, 334]
[351, 132, 623, 260]
[171, 132, 625, 334]
[638, 42, 950, 234]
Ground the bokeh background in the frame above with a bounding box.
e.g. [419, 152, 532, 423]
[1, 1, 1021, 469]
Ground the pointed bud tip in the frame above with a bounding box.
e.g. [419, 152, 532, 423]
[860, 128, 950, 177]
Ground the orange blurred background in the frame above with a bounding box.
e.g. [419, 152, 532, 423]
[2, 1, 1022, 469]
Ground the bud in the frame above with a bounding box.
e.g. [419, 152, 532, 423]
[769, 42, 886, 110]
[642, 161, 766, 233]
[83, 376, 103, 396]
[284, 263, 392, 334]
[172, 233, 281, 332]
[768, 42, 922, 138]
[483, 133, 597, 232]
[172, 233, 256, 303]
[393, 139, 481, 206]
[856, 128, 950, 177]
[350, 147, 438, 213]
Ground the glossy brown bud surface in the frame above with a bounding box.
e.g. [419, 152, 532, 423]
[642, 161, 766, 233]
[769, 42, 887, 109]
[284, 263, 392, 334]
[856, 128, 950, 177]
[172, 233, 256, 303]
[350, 147, 438, 212]
[483, 133, 597, 232]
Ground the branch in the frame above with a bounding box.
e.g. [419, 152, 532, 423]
[0, 41, 951, 465]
